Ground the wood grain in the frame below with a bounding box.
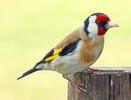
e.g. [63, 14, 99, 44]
[68, 67, 131, 100]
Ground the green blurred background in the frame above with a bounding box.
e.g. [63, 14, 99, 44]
[0, 0, 131, 100]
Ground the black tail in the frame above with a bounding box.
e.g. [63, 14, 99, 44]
[17, 68, 39, 80]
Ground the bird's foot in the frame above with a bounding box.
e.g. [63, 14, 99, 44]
[67, 77, 87, 93]
[76, 79, 85, 86]
[85, 68, 99, 72]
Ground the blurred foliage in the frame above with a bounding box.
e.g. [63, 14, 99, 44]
[0, 0, 131, 100]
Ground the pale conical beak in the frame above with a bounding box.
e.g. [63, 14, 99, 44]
[106, 21, 119, 29]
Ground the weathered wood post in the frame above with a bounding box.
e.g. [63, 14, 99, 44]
[68, 67, 131, 100]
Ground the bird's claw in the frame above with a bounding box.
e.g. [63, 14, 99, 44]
[85, 68, 100, 72]
[67, 77, 87, 93]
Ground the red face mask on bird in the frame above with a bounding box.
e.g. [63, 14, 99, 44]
[84, 13, 118, 37]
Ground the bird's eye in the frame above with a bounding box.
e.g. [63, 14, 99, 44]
[96, 21, 102, 26]
[96, 21, 107, 27]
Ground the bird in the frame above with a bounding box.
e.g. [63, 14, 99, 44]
[17, 12, 118, 92]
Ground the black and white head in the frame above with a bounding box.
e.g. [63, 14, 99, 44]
[83, 13, 118, 40]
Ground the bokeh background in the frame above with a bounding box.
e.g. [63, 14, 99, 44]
[0, 0, 131, 100]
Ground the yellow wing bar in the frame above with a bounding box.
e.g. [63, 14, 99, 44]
[44, 48, 63, 62]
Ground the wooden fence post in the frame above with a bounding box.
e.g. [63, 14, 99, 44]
[68, 67, 131, 100]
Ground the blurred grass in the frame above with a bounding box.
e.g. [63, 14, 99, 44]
[0, 0, 131, 100]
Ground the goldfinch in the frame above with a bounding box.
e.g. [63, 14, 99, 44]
[17, 13, 118, 92]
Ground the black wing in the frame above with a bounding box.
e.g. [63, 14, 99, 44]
[38, 39, 81, 63]
[59, 39, 81, 56]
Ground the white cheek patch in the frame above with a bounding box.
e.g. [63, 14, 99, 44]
[87, 23, 98, 34]
[87, 15, 98, 39]
[89, 15, 96, 23]
[87, 23, 98, 40]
